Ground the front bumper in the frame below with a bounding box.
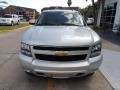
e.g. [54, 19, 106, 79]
[0, 21, 11, 25]
[18, 53, 103, 78]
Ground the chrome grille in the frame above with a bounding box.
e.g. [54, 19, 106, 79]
[35, 54, 87, 61]
[33, 46, 89, 51]
[32, 46, 90, 61]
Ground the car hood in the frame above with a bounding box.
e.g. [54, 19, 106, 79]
[22, 26, 100, 46]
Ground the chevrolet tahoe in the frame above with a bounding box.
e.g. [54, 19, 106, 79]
[19, 9, 103, 78]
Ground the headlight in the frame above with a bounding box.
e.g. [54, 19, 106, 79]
[21, 42, 32, 57]
[90, 43, 102, 58]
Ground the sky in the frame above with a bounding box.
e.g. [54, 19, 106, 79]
[3, 0, 97, 12]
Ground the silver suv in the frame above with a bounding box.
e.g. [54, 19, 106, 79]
[19, 9, 103, 78]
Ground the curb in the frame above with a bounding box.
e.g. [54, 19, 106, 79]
[100, 69, 119, 90]
[99, 70, 114, 90]
[100, 49, 120, 90]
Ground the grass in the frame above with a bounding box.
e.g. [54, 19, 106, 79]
[0, 23, 30, 33]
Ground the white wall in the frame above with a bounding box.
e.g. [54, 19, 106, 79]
[113, 0, 120, 32]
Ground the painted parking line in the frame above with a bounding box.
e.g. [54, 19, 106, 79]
[47, 78, 54, 90]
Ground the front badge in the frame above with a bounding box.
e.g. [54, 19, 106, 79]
[55, 51, 66, 56]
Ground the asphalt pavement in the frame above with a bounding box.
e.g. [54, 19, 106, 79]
[0, 28, 112, 90]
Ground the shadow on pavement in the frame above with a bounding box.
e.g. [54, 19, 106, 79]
[98, 31, 120, 46]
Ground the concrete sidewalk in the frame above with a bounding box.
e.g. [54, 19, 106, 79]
[100, 49, 120, 90]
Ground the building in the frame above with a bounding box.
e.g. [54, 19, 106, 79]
[3, 5, 39, 20]
[97, 0, 120, 32]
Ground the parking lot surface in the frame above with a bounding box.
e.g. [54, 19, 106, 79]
[0, 28, 112, 90]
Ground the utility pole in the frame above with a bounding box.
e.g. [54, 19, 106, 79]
[67, 0, 72, 7]
[86, 0, 97, 27]
[33, 10, 36, 19]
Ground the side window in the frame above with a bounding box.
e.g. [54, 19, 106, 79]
[64, 13, 74, 24]
[74, 13, 81, 24]
[74, 13, 84, 25]
[16, 16, 18, 18]
[14, 15, 17, 18]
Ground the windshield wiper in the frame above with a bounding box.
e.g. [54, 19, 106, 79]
[36, 23, 82, 26]
[59, 23, 81, 26]
[36, 23, 60, 26]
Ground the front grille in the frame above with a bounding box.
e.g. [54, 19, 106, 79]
[33, 46, 89, 51]
[35, 54, 87, 61]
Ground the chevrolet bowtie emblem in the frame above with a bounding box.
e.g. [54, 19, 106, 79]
[55, 51, 66, 56]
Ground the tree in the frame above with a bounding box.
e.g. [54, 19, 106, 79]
[0, 1, 8, 16]
[91, 0, 97, 27]
[80, 5, 94, 17]
[0, 1, 7, 4]
[0, 1, 8, 9]
[86, 0, 100, 27]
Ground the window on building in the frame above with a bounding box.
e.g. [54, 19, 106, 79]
[100, 2, 117, 29]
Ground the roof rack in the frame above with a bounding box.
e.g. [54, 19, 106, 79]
[41, 6, 80, 12]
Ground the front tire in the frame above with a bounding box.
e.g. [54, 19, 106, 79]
[17, 21, 20, 25]
[11, 21, 14, 26]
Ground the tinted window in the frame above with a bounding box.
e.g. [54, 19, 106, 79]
[3, 15, 12, 18]
[36, 11, 84, 26]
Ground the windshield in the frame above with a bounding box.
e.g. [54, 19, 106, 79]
[36, 11, 85, 26]
[3, 15, 12, 18]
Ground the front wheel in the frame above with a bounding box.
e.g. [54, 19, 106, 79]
[11, 21, 14, 26]
[17, 21, 20, 25]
